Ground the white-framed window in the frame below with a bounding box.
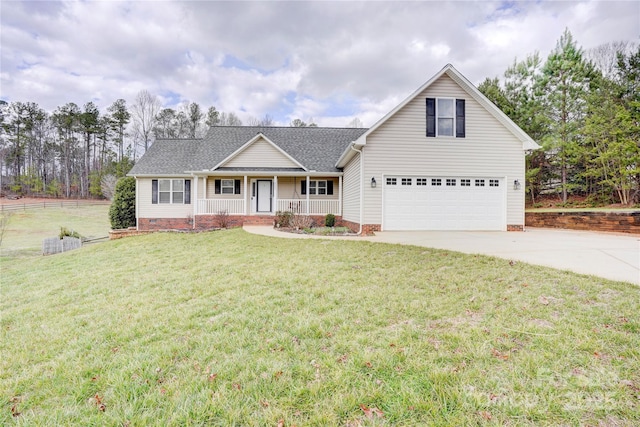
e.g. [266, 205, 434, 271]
[426, 98, 465, 138]
[489, 179, 499, 187]
[416, 178, 427, 186]
[221, 179, 235, 194]
[461, 179, 471, 187]
[401, 178, 412, 186]
[437, 98, 454, 136]
[157, 179, 185, 204]
[475, 179, 485, 187]
[446, 179, 456, 186]
[386, 178, 397, 186]
[431, 178, 442, 186]
[309, 180, 327, 195]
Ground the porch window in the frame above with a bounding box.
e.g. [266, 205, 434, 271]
[221, 179, 235, 194]
[301, 180, 333, 195]
[152, 179, 191, 204]
[214, 179, 241, 195]
[311, 180, 326, 195]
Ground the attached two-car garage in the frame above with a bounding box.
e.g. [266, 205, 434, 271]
[382, 176, 506, 231]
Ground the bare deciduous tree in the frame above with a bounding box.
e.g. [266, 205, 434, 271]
[131, 90, 161, 153]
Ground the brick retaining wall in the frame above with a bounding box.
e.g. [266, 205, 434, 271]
[525, 211, 640, 234]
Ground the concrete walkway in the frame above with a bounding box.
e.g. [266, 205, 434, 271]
[243, 226, 640, 285]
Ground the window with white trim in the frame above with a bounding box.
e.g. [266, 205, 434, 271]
[475, 179, 485, 187]
[386, 178, 397, 185]
[489, 179, 499, 187]
[309, 180, 327, 195]
[461, 179, 471, 187]
[221, 179, 235, 194]
[401, 178, 412, 186]
[446, 179, 456, 186]
[437, 99, 454, 136]
[431, 178, 442, 186]
[416, 178, 427, 186]
[426, 98, 465, 138]
[156, 179, 188, 204]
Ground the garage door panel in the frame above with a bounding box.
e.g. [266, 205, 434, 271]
[383, 176, 505, 231]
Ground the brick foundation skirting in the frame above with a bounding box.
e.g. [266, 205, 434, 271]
[525, 211, 640, 234]
[136, 217, 530, 234]
[137, 215, 346, 232]
[339, 219, 381, 235]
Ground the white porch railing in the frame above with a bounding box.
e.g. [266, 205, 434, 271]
[197, 199, 245, 215]
[197, 198, 341, 215]
[277, 199, 341, 215]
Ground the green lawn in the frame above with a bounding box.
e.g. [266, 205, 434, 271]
[0, 205, 111, 257]
[1, 218, 639, 425]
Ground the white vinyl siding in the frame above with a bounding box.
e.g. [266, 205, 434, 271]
[137, 177, 193, 219]
[224, 138, 300, 168]
[342, 153, 361, 223]
[363, 74, 524, 229]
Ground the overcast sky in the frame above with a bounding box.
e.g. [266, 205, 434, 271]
[1, 0, 638, 127]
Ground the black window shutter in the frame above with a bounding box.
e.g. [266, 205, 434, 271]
[301, 180, 306, 195]
[152, 179, 158, 204]
[215, 179, 221, 194]
[234, 179, 241, 194]
[426, 98, 436, 137]
[456, 99, 465, 138]
[184, 179, 191, 204]
[327, 180, 333, 195]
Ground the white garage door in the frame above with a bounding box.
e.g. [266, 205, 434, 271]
[383, 176, 505, 231]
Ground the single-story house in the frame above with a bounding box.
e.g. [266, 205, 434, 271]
[128, 64, 540, 233]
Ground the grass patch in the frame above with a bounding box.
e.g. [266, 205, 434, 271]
[1, 227, 639, 425]
[0, 205, 110, 257]
[301, 226, 354, 235]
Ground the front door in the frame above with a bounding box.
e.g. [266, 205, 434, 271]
[256, 180, 272, 213]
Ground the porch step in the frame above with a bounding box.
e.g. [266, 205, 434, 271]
[242, 216, 275, 226]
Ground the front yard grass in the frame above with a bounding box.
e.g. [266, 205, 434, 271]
[1, 229, 638, 426]
[0, 204, 111, 257]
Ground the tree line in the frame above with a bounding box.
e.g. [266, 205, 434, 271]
[478, 29, 639, 206]
[0, 89, 318, 199]
[3, 29, 636, 205]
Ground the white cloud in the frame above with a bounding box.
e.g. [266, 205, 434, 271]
[1, 0, 637, 126]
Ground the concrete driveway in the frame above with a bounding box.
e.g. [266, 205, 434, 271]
[365, 228, 639, 285]
[244, 226, 639, 284]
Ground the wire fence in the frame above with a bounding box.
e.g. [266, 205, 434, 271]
[0, 199, 110, 212]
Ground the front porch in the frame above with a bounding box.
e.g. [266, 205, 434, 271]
[192, 174, 343, 217]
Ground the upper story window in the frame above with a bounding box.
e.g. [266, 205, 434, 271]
[152, 179, 191, 204]
[426, 98, 465, 138]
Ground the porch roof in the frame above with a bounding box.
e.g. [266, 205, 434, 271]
[129, 126, 368, 176]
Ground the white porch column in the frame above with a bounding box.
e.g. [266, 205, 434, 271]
[273, 176, 278, 213]
[193, 175, 199, 217]
[306, 176, 310, 215]
[338, 175, 342, 216]
[244, 175, 248, 215]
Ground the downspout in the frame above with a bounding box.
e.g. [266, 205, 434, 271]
[349, 144, 364, 235]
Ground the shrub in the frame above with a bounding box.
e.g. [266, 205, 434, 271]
[216, 210, 230, 228]
[59, 226, 82, 240]
[325, 213, 336, 227]
[291, 214, 313, 230]
[109, 176, 136, 229]
[274, 211, 293, 228]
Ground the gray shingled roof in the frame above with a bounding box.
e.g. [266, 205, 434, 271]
[129, 126, 369, 176]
